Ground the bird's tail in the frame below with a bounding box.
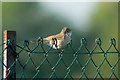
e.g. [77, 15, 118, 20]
[30, 38, 49, 45]
[30, 39, 37, 43]
[43, 38, 49, 44]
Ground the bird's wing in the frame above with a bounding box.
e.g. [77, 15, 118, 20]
[54, 33, 64, 40]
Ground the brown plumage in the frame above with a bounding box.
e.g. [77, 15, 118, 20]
[43, 27, 72, 49]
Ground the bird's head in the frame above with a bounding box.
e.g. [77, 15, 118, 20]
[61, 27, 72, 37]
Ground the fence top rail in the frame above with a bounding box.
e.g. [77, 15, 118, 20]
[0, 37, 119, 54]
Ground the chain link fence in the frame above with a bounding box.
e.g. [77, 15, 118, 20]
[0, 30, 120, 80]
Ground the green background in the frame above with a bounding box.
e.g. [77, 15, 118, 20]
[2, 2, 119, 78]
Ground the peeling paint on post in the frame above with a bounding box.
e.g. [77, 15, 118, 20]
[3, 30, 16, 79]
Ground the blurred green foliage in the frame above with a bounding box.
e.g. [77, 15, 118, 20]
[2, 2, 118, 78]
[90, 2, 118, 78]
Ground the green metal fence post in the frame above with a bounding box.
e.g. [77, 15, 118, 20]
[3, 30, 16, 79]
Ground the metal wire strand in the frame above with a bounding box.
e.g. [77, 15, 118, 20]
[0, 38, 120, 80]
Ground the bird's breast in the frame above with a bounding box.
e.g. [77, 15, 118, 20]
[49, 37, 71, 49]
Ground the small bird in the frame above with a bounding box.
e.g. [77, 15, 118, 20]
[43, 27, 72, 49]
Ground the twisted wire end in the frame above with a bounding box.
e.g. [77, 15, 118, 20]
[81, 38, 87, 46]
[95, 38, 101, 46]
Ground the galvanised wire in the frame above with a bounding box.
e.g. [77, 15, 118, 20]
[0, 38, 120, 80]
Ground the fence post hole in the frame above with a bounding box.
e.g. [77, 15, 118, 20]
[3, 30, 16, 79]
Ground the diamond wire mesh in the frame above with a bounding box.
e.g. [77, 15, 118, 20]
[0, 37, 120, 79]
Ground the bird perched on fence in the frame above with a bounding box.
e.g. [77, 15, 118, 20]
[31, 27, 72, 49]
[43, 27, 72, 49]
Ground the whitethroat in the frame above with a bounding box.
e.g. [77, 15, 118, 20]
[31, 27, 72, 49]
